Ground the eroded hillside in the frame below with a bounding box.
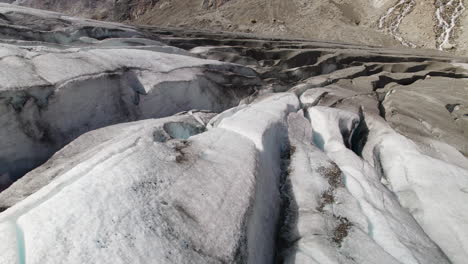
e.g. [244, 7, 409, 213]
[6, 0, 468, 54]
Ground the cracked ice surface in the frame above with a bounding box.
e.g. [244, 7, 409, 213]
[300, 107, 450, 264]
[368, 115, 468, 264]
[1, 3, 468, 264]
[0, 93, 300, 264]
[0, 38, 259, 189]
[1, 114, 260, 264]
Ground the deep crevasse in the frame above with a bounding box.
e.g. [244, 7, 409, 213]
[281, 103, 468, 263]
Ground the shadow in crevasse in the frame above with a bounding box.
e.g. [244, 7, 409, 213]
[274, 143, 300, 264]
[0, 70, 147, 193]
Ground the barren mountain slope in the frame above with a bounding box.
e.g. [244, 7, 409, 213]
[5, 0, 398, 46]
[10, 0, 468, 54]
[133, 0, 399, 47]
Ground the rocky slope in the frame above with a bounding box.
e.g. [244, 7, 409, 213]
[1, 3, 468, 264]
[6, 0, 468, 55]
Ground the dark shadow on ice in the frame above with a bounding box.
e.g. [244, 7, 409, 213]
[274, 148, 300, 264]
[313, 131, 326, 151]
[350, 109, 369, 157]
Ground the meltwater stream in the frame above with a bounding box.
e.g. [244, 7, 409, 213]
[378, 0, 416, 47]
[435, 0, 466, 50]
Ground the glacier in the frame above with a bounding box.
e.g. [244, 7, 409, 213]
[0, 3, 468, 264]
